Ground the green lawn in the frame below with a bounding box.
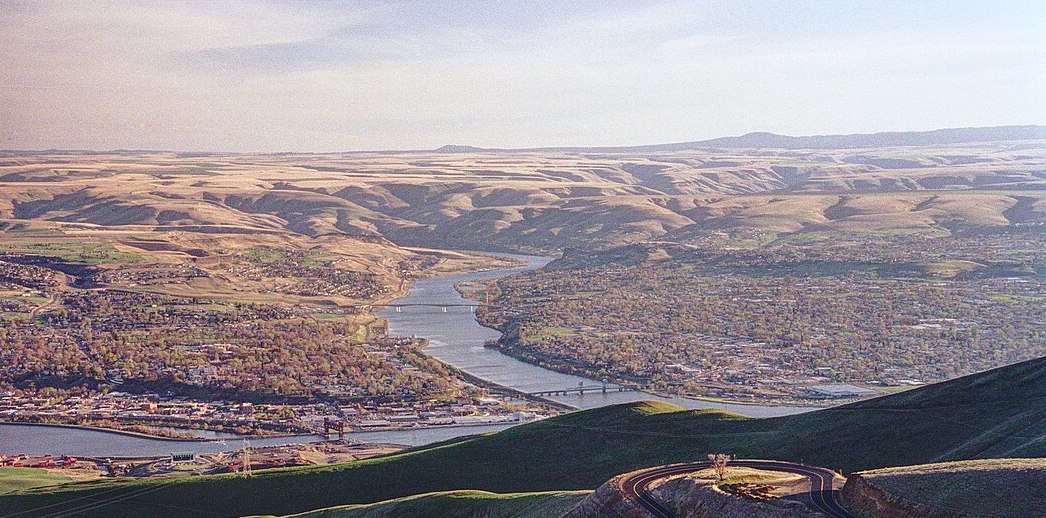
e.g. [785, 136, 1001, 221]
[0, 468, 73, 495]
[0, 241, 142, 264]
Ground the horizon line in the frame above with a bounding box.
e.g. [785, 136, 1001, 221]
[2, 123, 1044, 155]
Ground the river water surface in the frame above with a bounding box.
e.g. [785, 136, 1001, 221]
[376, 254, 813, 416]
[1, 252, 813, 456]
[0, 423, 511, 457]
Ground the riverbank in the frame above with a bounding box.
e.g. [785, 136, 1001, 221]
[485, 337, 837, 408]
[0, 250, 810, 458]
[456, 259, 838, 409]
[413, 338, 576, 412]
[450, 269, 831, 409]
[0, 420, 515, 457]
[0, 420, 313, 443]
[0, 414, 545, 447]
[376, 252, 814, 417]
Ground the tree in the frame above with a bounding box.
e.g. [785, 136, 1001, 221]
[707, 453, 730, 481]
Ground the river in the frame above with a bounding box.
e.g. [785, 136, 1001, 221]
[0, 423, 511, 457]
[376, 253, 813, 416]
[1, 252, 814, 457]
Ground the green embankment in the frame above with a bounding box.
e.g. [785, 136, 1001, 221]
[0, 468, 73, 495]
[846, 458, 1046, 517]
[274, 490, 588, 518]
[0, 356, 1042, 517]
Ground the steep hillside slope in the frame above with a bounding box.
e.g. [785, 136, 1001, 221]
[842, 459, 1046, 517]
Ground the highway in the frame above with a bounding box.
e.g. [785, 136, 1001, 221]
[620, 459, 855, 518]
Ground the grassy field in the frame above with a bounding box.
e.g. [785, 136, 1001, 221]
[275, 490, 588, 518]
[0, 239, 142, 264]
[0, 468, 73, 495]
[0, 356, 1041, 517]
[242, 247, 291, 265]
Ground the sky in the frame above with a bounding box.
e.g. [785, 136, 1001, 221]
[1, 0, 1044, 151]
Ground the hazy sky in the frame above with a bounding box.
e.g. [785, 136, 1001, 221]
[2, 0, 1044, 151]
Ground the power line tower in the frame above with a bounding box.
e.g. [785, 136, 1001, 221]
[240, 439, 252, 478]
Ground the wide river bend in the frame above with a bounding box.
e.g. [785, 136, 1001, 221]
[377, 254, 813, 416]
[0, 253, 813, 456]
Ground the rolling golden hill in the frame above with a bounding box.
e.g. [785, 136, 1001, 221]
[2, 134, 1044, 252]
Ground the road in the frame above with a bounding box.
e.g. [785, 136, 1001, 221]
[620, 459, 855, 518]
[28, 272, 70, 318]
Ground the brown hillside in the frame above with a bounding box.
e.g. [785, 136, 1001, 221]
[1, 142, 1043, 251]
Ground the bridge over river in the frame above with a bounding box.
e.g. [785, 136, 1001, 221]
[529, 383, 638, 397]
[377, 252, 815, 417]
[353, 303, 498, 313]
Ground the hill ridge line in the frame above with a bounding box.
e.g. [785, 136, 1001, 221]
[2, 125, 1043, 155]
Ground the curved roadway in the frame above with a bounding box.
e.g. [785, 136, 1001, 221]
[620, 459, 855, 518]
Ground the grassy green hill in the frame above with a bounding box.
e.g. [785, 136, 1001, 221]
[843, 458, 1046, 517]
[266, 490, 588, 518]
[1, 356, 1043, 517]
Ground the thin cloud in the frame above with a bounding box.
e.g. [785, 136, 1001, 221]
[1, 0, 1043, 151]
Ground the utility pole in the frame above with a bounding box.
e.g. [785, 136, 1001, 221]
[241, 440, 252, 478]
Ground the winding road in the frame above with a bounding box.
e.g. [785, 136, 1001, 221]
[620, 459, 855, 518]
